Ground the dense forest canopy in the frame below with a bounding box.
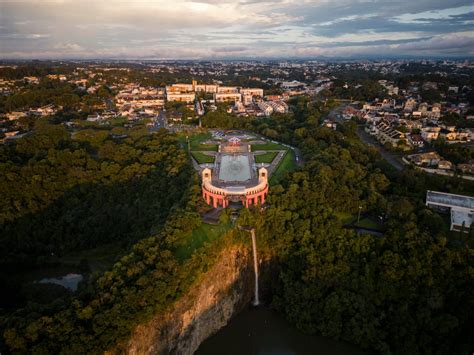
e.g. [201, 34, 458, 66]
[199, 95, 474, 353]
[231, 97, 474, 353]
[1, 171, 223, 353]
[0, 121, 191, 267]
[0, 91, 472, 354]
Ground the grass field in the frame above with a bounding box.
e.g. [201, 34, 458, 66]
[189, 133, 218, 151]
[334, 212, 356, 225]
[355, 217, 383, 231]
[255, 151, 278, 164]
[175, 222, 232, 261]
[269, 149, 297, 184]
[251, 141, 287, 151]
[334, 212, 383, 231]
[192, 143, 218, 151]
[191, 152, 215, 164]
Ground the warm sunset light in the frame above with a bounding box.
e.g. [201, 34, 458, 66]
[0, 1, 472, 354]
[1, 0, 473, 59]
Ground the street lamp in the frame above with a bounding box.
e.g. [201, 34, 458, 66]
[238, 225, 260, 306]
[357, 205, 362, 225]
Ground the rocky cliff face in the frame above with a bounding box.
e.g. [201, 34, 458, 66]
[124, 244, 253, 355]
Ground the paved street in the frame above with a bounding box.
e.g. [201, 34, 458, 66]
[355, 127, 404, 171]
[327, 105, 404, 172]
[155, 110, 168, 129]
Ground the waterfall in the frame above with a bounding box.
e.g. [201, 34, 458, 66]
[250, 229, 259, 306]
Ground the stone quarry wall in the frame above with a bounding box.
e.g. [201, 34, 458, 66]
[123, 244, 254, 355]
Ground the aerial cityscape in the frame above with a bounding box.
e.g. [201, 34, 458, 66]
[0, 1, 473, 354]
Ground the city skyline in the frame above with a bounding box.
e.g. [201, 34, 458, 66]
[0, 0, 473, 60]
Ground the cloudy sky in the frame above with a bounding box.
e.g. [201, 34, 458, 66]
[0, 0, 473, 59]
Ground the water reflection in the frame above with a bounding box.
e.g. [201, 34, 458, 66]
[196, 307, 363, 355]
[38, 273, 83, 291]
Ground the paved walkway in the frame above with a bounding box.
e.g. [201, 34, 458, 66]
[251, 150, 287, 177]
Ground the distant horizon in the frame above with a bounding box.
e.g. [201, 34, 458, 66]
[1, 1, 473, 60]
[1, 55, 473, 63]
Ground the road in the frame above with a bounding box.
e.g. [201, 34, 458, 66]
[148, 110, 169, 132]
[327, 105, 404, 172]
[155, 110, 168, 129]
[355, 127, 404, 171]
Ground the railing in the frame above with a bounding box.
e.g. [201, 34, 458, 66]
[203, 180, 267, 197]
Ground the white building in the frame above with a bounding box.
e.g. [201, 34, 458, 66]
[240, 88, 263, 97]
[195, 84, 219, 93]
[281, 80, 305, 89]
[448, 86, 459, 93]
[258, 102, 273, 116]
[6, 111, 27, 121]
[421, 127, 441, 142]
[214, 93, 241, 103]
[166, 92, 196, 103]
[267, 101, 288, 114]
[404, 98, 418, 112]
[217, 86, 239, 94]
[242, 94, 253, 106]
[426, 191, 473, 232]
[167, 84, 193, 92]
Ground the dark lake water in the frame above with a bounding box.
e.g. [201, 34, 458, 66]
[38, 273, 83, 291]
[196, 307, 364, 355]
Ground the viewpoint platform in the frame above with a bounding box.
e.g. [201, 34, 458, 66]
[201, 135, 269, 208]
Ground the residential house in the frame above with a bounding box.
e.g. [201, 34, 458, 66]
[421, 126, 441, 142]
[408, 134, 424, 147]
[258, 101, 273, 116]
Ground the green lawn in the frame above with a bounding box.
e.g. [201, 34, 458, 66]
[192, 143, 218, 151]
[251, 141, 287, 151]
[334, 212, 383, 231]
[191, 152, 215, 164]
[184, 133, 218, 151]
[175, 222, 232, 261]
[334, 212, 356, 225]
[269, 149, 297, 184]
[355, 217, 383, 231]
[255, 152, 278, 164]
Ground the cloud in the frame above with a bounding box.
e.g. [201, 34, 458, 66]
[213, 46, 249, 53]
[0, 0, 473, 58]
[53, 43, 84, 51]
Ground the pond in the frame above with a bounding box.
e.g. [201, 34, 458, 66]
[38, 273, 84, 291]
[196, 307, 363, 355]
